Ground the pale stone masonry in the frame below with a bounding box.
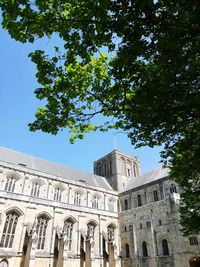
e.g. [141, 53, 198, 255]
[0, 147, 199, 267]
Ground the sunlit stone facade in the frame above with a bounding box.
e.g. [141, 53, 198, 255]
[0, 147, 199, 267]
[0, 147, 119, 267]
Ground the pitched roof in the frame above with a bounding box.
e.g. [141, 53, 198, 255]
[0, 147, 113, 191]
[121, 166, 169, 193]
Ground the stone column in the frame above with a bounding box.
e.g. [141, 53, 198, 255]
[108, 242, 116, 267]
[85, 240, 92, 267]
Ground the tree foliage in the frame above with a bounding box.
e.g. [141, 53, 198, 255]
[1, 0, 200, 234]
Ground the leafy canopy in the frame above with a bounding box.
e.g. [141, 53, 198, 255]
[1, 0, 200, 234]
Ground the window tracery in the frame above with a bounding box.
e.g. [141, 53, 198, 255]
[4, 176, 16, 192]
[31, 182, 41, 197]
[107, 225, 115, 242]
[92, 195, 99, 209]
[74, 191, 81, 206]
[36, 215, 48, 249]
[0, 211, 19, 248]
[63, 219, 74, 250]
[54, 187, 62, 202]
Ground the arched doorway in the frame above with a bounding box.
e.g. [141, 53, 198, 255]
[189, 256, 200, 267]
[0, 260, 8, 267]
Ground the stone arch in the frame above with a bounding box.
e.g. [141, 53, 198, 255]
[107, 222, 117, 229]
[53, 182, 66, 191]
[5, 171, 21, 181]
[5, 206, 24, 216]
[73, 187, 85, 195]
[86, 219, 98, 227]
[0, 259, 8, 267]
[63, 215, 77, 224]
[35, 211, 52, 220]
[30, 177, 45, 186]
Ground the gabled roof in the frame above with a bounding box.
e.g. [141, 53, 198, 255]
[0, 147, 113, 191]
[121, 166, 169, 193]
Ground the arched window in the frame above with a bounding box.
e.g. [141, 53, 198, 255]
[54, 187, 62, 202]
[87, 222, 96, 240]
[140, 223, 143, 229]
[74, 191, 81, 206]
[108, 199, 114, 212]
[107, 224, 115, 242]
[92, 195, 99, 209]
[170, 183, 177, 194]
[121, 157, 126, 175]
[125, 243, 130, 258]
[31, 182, 41, 197]
[0, 260, 8, 267]
[162, 239, 169, 255]
[36, 215, 49, 249]
[127, 160, 132, 177]
[63, 218, 75, 251]
[124, 199, 128, 210]
[4, 176, 16, 192]
[142, 241, 148, 257]
[137, 194, 142, 207]
[0, 211, 19, 248]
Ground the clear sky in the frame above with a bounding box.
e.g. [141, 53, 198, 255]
[0, 24, 163, 174]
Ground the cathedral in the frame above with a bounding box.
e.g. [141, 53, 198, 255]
[0, 147, 199, 267]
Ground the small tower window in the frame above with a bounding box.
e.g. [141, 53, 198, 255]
[142, 241, 148, 257]
[124, 199, 128, 210]
[153, 190, 159, 202]
[137, 194, 142, 207]
[162, 239, 169, 255]
[170, 183, 177, 194]
[125, 243, 130, 258]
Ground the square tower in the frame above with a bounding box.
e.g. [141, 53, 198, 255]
[94, 150, 141, 192]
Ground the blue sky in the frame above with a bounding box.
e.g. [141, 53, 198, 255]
[0, 25, 163, 174]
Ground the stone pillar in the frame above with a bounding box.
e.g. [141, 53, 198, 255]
[85, 240, 92, 267]
[108, 242, 115, 267]
[20, 232, 32, 267]
[150, 211, 157, 256]
[57, 238, 64, 267]
[133, 223, 138, 256]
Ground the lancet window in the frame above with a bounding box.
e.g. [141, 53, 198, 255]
[31, 182, 41, 197]
[92, 195, 99, 209]
[0, 211, 19, 248]
[107, 225, 115, 242]
[36, 215, 48, 249]
[74, 191, 81, 206]
[108, 199, 114, 212]
[63, 219, 74, 251]
[54, 187, 62, 202]
[4, 177, 16, 193]
[87, 223, 95, 240]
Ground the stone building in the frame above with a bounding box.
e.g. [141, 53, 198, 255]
[0, 147, 199, 267]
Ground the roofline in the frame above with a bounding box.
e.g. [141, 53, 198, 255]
[94, 149, 140, 164]
[119, 175, 169, 195]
